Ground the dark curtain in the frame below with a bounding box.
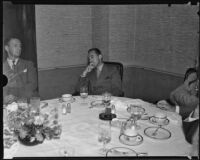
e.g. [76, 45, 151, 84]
[3, 2, 39, 92]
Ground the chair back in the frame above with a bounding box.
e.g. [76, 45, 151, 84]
[104, 61, 123, 81]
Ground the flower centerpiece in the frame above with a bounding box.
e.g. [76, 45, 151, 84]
[5, 102, 62, 146]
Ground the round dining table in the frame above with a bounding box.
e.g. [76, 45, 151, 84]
[4, 95, 192, 158]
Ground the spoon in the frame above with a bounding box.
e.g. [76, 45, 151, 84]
[152, 125, 162, 136]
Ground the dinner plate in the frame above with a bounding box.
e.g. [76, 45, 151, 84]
[144, 127, 171, 140]
[149, 116, 169, 126]
[106, 147, 138, 156]
[90, 100, 104, 108]
[119, 134, 143, 146]
[59, 97, 76, 103]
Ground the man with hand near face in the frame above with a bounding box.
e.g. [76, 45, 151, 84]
[75, 48, 123, 96]
[3, 37, 38, 104]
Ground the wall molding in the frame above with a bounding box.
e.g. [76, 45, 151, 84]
[38, 63, 184, 78]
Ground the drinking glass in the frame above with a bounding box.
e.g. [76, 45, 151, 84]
[17, 98, 28, 110]
[127, 105, 145, 130]
[30, 97, 40, 114]
[98, 120, 111, 155]
[102, 92, 112, 107]
[80, 86, 88, 99]
[80, 86, 88, 105]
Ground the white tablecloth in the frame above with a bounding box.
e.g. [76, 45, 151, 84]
[5, 96, 192, 157]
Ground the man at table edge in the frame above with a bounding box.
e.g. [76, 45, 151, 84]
[3, 37, 38, 104]
[74, 48, 123, 96]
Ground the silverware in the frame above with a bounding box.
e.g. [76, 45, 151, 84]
[152, 126, 161, 136]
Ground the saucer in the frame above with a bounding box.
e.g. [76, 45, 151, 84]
[119, 134, 143, 146]
[149, 116, 169, 126]
[144, 127, 171, 140]
[59, 97, 76, 103]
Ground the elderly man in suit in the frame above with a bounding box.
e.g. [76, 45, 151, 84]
[3, 37, 38, 104]
[75, 48, 123, 96]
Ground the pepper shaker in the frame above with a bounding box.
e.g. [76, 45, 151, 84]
[66, 103, 71, 113]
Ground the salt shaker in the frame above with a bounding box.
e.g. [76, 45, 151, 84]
[62, 103, 67, 115]
[111, 105, 116, 114]
[66, 103, 71, 113]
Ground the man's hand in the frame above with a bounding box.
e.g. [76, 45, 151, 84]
[4, 94, 16, 104]
[81, 63, 95, 77]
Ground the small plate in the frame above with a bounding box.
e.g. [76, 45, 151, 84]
[59, 97, 76, 103]
[90, 100, 104, 108]
[106, 147, 138, 156]
[119, 134, 143, 146]
[149, 116, 169, 126]
[144, 127, 171, 140]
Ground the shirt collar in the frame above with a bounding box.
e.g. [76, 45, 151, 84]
[97, 63, 104, 72]
[7, 58, 19, 69]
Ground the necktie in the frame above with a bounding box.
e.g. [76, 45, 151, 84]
[12, 60, 16, 70]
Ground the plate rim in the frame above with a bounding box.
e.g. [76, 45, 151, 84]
[106, 146, 138, 157]
[144, 126, 171, 140]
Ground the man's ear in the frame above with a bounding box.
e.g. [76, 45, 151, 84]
[5, 45, 9, 53]
[99, 54, 103, 61]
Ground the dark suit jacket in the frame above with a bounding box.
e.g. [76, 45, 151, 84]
[3, 58, 38, 99]
[77, 63, 123, 96]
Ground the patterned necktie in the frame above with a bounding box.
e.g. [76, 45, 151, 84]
[12, 60, 16, 70]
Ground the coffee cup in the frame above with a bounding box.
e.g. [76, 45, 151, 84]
[154, 112, 167, 124]
[62, 94, 72, 102]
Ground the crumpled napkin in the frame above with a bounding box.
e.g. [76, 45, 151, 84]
[6, 102, 18, 112]
[111, 98, 146, 111]
[111, 99, 127, 111]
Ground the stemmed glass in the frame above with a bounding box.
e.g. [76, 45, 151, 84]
[80, 86, 88, 104]
[102, 92, 111, 107]
[98, 121, 111, 155]
[127, 105, 145, 130]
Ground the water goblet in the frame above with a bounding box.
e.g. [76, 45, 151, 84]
[98, 120, 111, 155]
[80, 86, 88, 104]
[102, 92, 112, 107]
[127, 105, 145, 130]
[30, 97, 40, 114]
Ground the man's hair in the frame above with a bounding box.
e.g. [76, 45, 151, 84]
[4, 37, 21, 46]
[88, 48, 102, 55]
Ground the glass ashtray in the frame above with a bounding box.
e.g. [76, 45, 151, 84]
[119, 134, 143, 146]
[144, 127, 171, 140]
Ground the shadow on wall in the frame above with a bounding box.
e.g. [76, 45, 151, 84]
[38, 66, 183, 103]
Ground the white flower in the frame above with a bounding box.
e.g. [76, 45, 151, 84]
[34, 116, 44, 125]
[7, 102, 18, 112]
